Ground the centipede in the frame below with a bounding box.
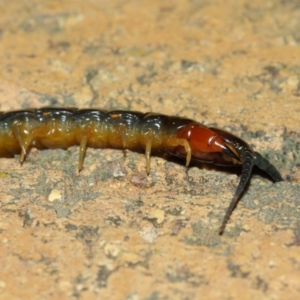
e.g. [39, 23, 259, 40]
[0, 107, 283, 234]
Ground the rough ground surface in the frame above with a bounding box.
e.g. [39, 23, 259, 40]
[0, 0, 300, 299]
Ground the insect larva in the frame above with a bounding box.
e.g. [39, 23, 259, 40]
[0, 107, 283, 234]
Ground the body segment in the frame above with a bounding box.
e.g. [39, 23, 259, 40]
[0, 107, 283, 234]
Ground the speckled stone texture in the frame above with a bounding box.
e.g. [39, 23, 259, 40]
[0, 0, 300, 299]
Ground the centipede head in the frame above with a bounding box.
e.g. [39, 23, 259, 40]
[175, 123, 241, 165]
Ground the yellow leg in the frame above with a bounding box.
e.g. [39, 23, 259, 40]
[12, 124, 52, 163]
[168, 138, 191, 167]
[78, 134, 88, 172]
[145, 137, 152, 175]
[12, 124, 27, 163]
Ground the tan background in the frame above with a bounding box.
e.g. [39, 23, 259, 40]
[0, 0, 300, 299]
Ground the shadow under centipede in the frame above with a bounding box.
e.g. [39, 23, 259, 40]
[184, 157, 278, 185]
[167, 154, 242, 177]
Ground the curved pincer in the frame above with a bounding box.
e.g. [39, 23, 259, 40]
[219, 147, 255, 234]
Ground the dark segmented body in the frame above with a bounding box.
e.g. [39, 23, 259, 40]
[0, 108, 185, 153]
[0, 107, 283, 234]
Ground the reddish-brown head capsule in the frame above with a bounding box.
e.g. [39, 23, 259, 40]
[174, 123, 240, 164]
[177, 123, 225, 153]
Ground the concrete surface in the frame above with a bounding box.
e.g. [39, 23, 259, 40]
[0, 0, 300, 299]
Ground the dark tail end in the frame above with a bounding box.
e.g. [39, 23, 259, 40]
[253, 151, 283, 182]
[219, 148, 254, 235]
